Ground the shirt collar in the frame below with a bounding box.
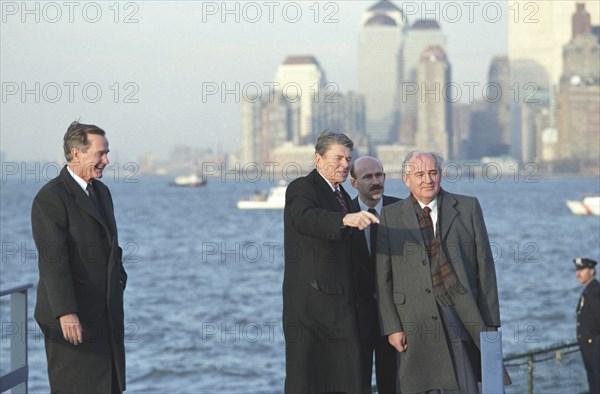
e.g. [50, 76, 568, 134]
[358, 196, 383, 214]
[67, 165, 89, 193]
[318, 171, 339, 192]
[417, 196, 438, 212]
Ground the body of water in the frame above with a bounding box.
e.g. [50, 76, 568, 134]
[1, 171, 599, 392]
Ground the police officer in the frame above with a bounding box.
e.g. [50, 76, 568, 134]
[575, 257, 600, 394]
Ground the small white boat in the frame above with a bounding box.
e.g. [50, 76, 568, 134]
[566, 196, 600, 216]
[237, 182, 287, 210]
[170, 173, 207, 187]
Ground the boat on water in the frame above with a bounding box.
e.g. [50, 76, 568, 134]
[170, 173, 207, 187]
[237, 182, 287, 209]
[566, 195, 600, 216]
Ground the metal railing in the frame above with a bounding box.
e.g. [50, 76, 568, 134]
[503, 340, 582, 394]
[0, 283, 32, 394]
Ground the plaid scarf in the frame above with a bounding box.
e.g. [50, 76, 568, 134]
[412, 193, 468, 307]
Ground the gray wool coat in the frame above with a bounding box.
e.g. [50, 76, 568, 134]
[376, 191, 509, 393]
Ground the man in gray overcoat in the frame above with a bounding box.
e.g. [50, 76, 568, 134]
[376, 151, 509, 393]
[32, 121, 127, 393]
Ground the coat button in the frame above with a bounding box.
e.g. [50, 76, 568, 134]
[422, 260, 427, 265]
[425, 288, 431, 293]
[432, 315, 438, 320]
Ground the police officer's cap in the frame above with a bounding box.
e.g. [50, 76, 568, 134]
[574, 257, 598, 270]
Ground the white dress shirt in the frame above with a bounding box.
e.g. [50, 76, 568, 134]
[418, 197, 439, 237]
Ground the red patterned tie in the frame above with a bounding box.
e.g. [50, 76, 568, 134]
[423, 206, 434, 229]
[335, 189, 349, 214]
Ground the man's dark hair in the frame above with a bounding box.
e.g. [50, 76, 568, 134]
[314, 130, 353, 156]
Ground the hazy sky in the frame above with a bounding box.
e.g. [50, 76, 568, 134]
[1, 1, 508, 162]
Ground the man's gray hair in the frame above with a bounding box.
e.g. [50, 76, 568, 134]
[63, 121, 106, 162]
[401, 150, 444, 174]
[314, 130, 353, 156]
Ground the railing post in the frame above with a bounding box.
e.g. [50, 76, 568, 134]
[1, 283, 32, 394]
[10, 289, 28, 394]
[527, 355, 534, 394]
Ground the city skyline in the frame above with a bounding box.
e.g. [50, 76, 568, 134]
[1, 1, 510, 163]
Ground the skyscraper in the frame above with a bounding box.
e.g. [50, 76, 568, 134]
[399, 19, 447, 145]
[274, 55, 326, 144]
[488, 56, 511, 151]
[415, 46, 452, 160]
[240, 95, 263, 165]
[508, 0, 600, 160]
[509, 0, 600, 89]
[556, 3, 600, 170]
[358, 0, 405, 146]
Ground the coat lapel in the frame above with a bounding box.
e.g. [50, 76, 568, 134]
[438, 190, 458, 243]
[94, 182, 117, 236]
[59, 166, 112, 236]
[310, 169, 347, 213]
[393, 199, 424, 245]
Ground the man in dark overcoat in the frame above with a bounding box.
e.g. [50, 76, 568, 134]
[32, 121, 127, 393]
[376, 151, 510, 393]
[574, 257, 600, 394]
[349, 156, 400, 394]
[283, 131, 379, 393]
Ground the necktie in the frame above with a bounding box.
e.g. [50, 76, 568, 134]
[423, 206, 434, 234]
[368, 208, 379, 257]
[335, 189, 349, 214]
[87, 182, 105, 221]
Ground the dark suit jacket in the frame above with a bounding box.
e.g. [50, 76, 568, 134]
[350, 195, 400, 340]
[31, 166, 127, 393]
[376, 190, 505, 393]
[577, 277, 600, 391]
[283, 169, 366, 393]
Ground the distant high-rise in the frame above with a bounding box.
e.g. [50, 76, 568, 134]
[274, 55, 326, 143]
[509, 0, 600, 89]
[241, 56, 365, 165]
[240, 95, 263, 164]
[556, 3, 600, 170]
[415, 46, 452, 159]
[399, 19, 447, 145]
[508, 0, 600, 160]
[487, 56, 511, 153]
[358, 0, 405, 146]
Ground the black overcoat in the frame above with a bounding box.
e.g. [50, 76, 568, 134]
[577, 278, 600, 393]
[31, 166, 127, 393]
[283, 169, 366, 393]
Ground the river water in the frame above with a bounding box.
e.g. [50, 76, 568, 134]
[1, 170, 598, 393]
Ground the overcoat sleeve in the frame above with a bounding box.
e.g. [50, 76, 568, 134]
[472, 198, 501, 327]
[285, 178, 349, 242]
[31, 188, 79, 318]
[376, 205, 404, 334]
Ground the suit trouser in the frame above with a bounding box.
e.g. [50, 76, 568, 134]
[374, 335, 399, 394]
[360, 334, 398, 394]
[582, 336, 600, 394]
